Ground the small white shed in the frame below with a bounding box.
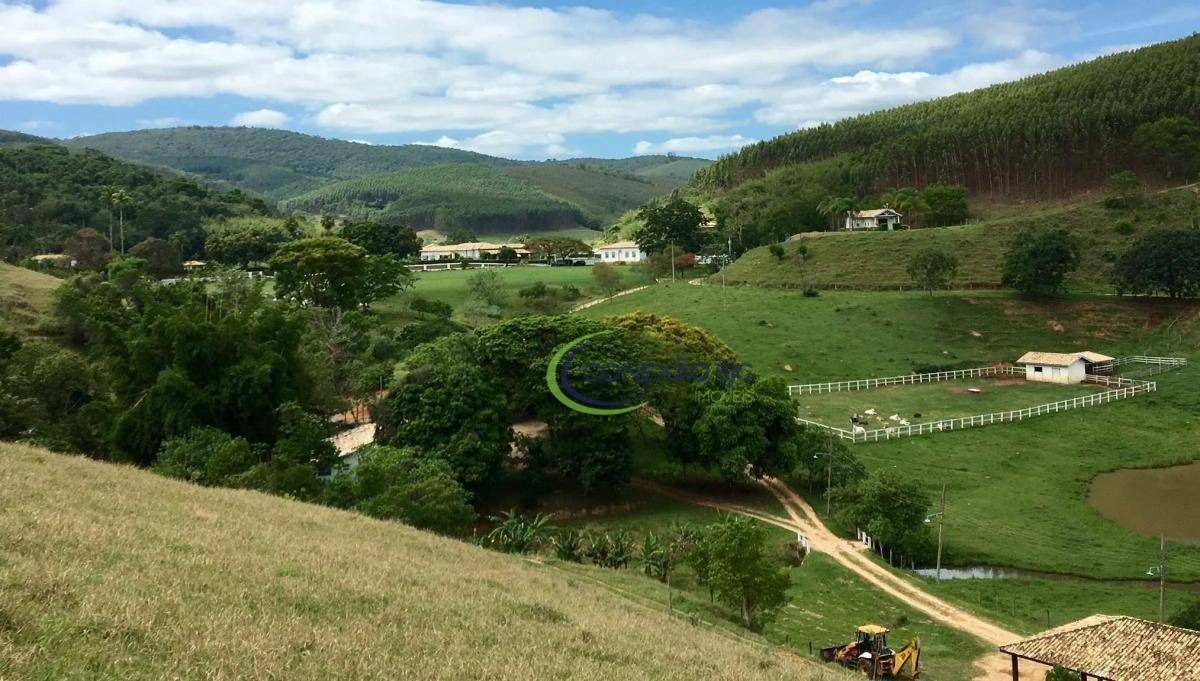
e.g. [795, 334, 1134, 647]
[845, 208, 902, 231]
[1016, 351, 1114, 384]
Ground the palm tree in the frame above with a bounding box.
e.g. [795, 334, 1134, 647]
[817, 196, 857, 231]
[105, 188, 133, 253]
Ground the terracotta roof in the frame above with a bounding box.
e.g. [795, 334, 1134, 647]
[849, 209, 902, 218]
[597, 241, 641, 250]
[1000, 615, 1200, 680]
[1016, 351, 1113, 366]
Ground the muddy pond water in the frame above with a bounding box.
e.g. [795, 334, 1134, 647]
[1088, 461, 1200, 544]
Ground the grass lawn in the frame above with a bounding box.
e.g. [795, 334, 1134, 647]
[0, 443, 824, 680]
[582, 284, 1200, 582]
[795, 377, 1106, 428]
[374, 264, 645, 325]
[719, 188, 1199, 293]
[0, 262, 61, 337]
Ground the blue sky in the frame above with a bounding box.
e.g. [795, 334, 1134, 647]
[1, 1, 1197, 159]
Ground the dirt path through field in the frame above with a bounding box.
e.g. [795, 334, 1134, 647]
[636, 477, 1023, 679]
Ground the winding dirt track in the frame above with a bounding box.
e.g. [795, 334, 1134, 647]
[635, 478, 1025, 680]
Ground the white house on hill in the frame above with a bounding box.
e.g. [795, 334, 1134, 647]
[1017, 351, 1114, 384]
[845, 208, 902, 231]
[596, 241, 646, 263]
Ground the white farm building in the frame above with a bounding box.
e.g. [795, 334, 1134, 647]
[845, 208, 902, 231]
[1017, 351, 1114, 384]
[596, 241, 646, 263]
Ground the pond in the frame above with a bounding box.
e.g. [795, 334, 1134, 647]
[1089, 461, 1200, 544]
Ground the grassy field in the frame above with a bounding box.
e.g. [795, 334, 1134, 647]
[720, 189, 1200, 292]
[0, 443, 839, 680]
[582, 284, 1200, 583]
[375, 265, 644, 324]
[795, 377, 1105, 428]
[0, 262, 60, 337]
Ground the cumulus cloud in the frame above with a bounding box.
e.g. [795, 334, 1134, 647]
[230, 108, 289, 127]
[0, 0, 1118, 157]
[633, 135, 756, 155]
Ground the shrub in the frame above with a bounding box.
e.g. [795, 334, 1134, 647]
[409, 296, 453, 319]
[485, 510, 555, 554]
[153, 427, 257, 487]
[552, 529, 585, 562]
[768, 244, 785, 261]
[803, 285, 820, 298]
[1001, 228, 1081, 297]
[1114, 220, 1135, 235]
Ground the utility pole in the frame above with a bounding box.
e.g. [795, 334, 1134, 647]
[935, 482, 946, 583]
[1159, 534, 1166, 624]
[824, 431, 834, 517]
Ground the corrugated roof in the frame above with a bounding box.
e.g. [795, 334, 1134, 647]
[1000, 615, 1200, 680]
[1017, 351, 1114, 366]
[849, 209, 902, 218]
[421, 242, 509, 253]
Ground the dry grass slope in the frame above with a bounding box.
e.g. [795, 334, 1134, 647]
[0, 444, 834, 680]
[0, 263, 59, 337]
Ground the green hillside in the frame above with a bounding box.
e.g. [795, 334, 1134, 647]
[0, 129, 53, 147]
[698, 35, 1200, 198]
[0, 443, 824, 680]
[64, 127, 511, 201]
[719, 188, 1200, 292]
[0, 145, 272, 260]
[502, 164, 676, 225]
[564, 155, 711, 182]
[280, 164, 589, 233]
[0, 263, 60, 337]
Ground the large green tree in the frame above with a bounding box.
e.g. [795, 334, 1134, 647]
[341, 220, 421, 258]
[693, 514, 791, 630]
[327, 445, 475, 534]
[1001, 228, 1081, 297]
[634, 196, 705, 255]
[271, 237, 408, 310]
[1113, 229, 1200, 299]
[694, 377, 804, 481]
[129, 237, 183, 279]
[907, 248, 959, 295]
[833, 468, 933, 560]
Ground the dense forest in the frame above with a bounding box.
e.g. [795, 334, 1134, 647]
[500, 164, 680, 225]
[280, 164, 591, 232]
[65, 127, 512, 200]
[0, 145, 272, 260]
[696, 34, 1200, 199]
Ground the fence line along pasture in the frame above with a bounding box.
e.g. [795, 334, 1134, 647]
[792, 356, 1186, 444]
[788, 365, 1020, 396]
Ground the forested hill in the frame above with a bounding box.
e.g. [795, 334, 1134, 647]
[0, 130, 53, 147]
[0, 145, 271, 260]
[280, 164, 591, 233]
[64, 127, 512, 201]
[696, 34, 1200, 199]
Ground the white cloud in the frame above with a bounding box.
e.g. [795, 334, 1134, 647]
[421, 130, 577, 160]
[230, 108, 289, 127]
[0, 0, 1124, 157]
[633, 135, 756, 155]
[755, 50, 1065, 127]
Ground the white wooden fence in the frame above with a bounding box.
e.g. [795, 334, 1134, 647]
[788, 365, 1019, 396]
[793, 356, 1186, 443]
[409, 262, 516, 272]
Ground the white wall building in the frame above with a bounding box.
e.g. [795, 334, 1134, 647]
[845, 208, 903, 231]
[419, 242, 528, 261]
[595, 241, 646, 263]
[1017, 351, 1114, 384]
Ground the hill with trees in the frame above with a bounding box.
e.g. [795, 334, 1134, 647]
[64, 127, 511, 201]
[0, 144, 273, 260]
[696, 35, 1200, 200]
[280, 164, 592, 233]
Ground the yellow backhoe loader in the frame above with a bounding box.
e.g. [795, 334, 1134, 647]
[819, 625, 920, 678]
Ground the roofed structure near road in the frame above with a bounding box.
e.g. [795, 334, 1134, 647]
[849, 209, 901, 218]
[999, 615, 1200, 680]
[1016, 351, 1114, 367]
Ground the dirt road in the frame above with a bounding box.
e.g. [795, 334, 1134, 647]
[636, 478, 1025, 680]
